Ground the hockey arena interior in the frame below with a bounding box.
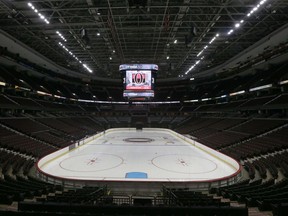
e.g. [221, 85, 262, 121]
[0, 0, 288, 216]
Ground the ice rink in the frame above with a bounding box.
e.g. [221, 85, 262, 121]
[38, 128, 240, 183]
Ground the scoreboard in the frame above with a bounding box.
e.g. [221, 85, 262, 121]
[120, 64, 157, 100]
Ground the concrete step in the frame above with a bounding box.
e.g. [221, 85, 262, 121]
[213, 194, 273, 216]
[248, 207, 273, 216]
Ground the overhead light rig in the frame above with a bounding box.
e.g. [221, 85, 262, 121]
[182, 0, 269, 77]
[27, 2, 49, 24]
[27, 2, 93, 74]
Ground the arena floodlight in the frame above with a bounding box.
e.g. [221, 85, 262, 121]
[197, 50, 203, 57]
[279, 80, 288, 85]
[227, 29, 234, 35]
[183, 0, 269, 79]
[56, 31, 67, 42]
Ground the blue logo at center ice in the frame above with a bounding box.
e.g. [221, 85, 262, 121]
[125, 172, 148, 179]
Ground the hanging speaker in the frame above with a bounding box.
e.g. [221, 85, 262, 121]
[80, 28, 90, 45]
[191, 25, 197, 36]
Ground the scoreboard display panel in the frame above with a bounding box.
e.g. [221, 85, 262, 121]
[125, 70, 152, 90]
[120, 64, 157, 100]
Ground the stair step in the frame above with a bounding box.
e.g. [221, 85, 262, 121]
[230, 201, 245, 207]
[212, 194, 274, 216]
[248, 207, 273, 216]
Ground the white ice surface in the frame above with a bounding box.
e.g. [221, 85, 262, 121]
[39, 129, 238, 182]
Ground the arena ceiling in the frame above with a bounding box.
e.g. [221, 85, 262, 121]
[0, 0, 287, 80]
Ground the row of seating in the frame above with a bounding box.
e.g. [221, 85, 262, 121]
[0, 126, 57, 157]
[221, 125, 288, 160]
[0, 115, 106, 151]
[244, 151, 288, 179]
[0, 149, 32, 175]
[0, 177, 60, 205]
[211, 177, 288, 211]
[229, 119, 286, 135]
[16, 201, 248, 216]
[199, 131, 247, 149]
[165, 188, 229, 207]
[243, 161, 256, 179]
[39, 187, 106, 204]
[2, 92, 288, 116]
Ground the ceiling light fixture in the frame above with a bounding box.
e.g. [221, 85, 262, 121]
[82, 64, 93, 73]
[27, 2, 49, 25]
[58, 42, 92, 73]
[183, 0, 269, 77]
[56, 31, 67, 42]
[227, 29, 234, 35]
[197, 50, 204, 57]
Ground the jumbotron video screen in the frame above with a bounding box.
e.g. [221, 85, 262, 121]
[120, 64, 157, 100]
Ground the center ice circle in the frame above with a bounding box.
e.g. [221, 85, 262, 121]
[123, 138, 154, 142]
[151, 154, 218, 174]
[59, 153, 124, 172]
